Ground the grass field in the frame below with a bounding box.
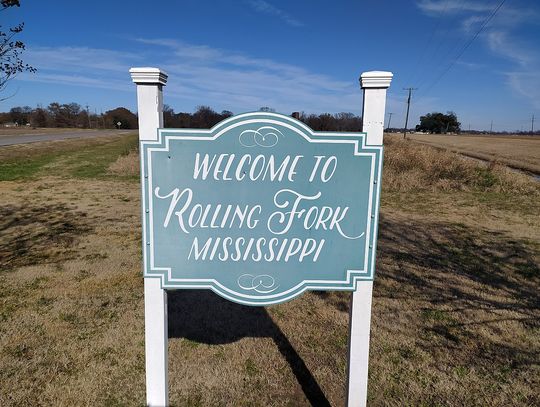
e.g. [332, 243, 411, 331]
[0, 134, 539, 406]
[404, 133, 540, 175]
[0, 127, 102, 137]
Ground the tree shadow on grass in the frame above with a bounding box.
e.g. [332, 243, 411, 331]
[168, 289, 331, 407]
[0, 203, 91, 271]
[313, 212, 540, 371]
[374, 213, 540, 369]
[376, 214, 539, 311]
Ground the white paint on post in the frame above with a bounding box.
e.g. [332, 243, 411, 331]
[361, 71, 393, 146]
[347, 281, 374, 406]
[347, 70, 392, 407]
[130, 67, 169, 407]
[143, 278, 168, 406]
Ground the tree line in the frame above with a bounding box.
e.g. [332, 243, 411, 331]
[0, 103, 366, 131]
[163, 105, 364, 131]
[0, 103, 138, 129]
[2, 103, 482, 135]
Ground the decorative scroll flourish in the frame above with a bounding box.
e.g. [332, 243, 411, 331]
[237, 274, 279, 293]
[239, 126, 283, 148]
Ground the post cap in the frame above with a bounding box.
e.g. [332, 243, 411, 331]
[360, 71, 393, 89]
[129, 67, 168, 85]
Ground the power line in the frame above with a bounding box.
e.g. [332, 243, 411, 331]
[416, 0, 507, 101]
[406, 0, 453, 87]
[413, 0, 467, 89]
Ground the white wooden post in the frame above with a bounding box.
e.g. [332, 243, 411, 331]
[130, 67, 169, 407]
[347, 71, 393, 407]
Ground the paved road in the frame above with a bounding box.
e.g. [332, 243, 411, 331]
[0, 129, 135, 146]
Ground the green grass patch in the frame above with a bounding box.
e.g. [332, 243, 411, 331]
[0, 153, 61, 181]
[182, 338, 200, 349]
[244, 358, 259, 376]
[473, 167, 498, 189]
[0, 134, 138, 181]
[54, 135, 138, 179]
[421, 309, 451, 322]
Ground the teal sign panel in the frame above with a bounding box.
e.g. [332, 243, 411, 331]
[141, 112, 383, 306]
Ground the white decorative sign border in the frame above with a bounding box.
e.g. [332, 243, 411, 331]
[140, 112, 383, 306]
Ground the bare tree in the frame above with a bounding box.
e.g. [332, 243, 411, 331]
[0, 0, 36, 100]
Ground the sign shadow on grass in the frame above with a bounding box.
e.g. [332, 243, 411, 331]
[168, 290, 332, 407]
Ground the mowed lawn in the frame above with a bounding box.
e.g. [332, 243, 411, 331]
[0, 134, 539, 406]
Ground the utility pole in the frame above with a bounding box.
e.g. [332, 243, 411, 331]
[532, 114, 535, 133]
[403, 87, 417, 139]
[490, 120, 493, 133]
[386, 112, 393, 131]
[86, 104, 91, 128]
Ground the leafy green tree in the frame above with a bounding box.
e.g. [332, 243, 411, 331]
[1, 0, 36, 98]
[416, 111, 460, 134]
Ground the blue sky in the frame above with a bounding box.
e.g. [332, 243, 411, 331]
[2, 0, 539, 131]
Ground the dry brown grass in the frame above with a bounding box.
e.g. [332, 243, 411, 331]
[0, 136, 538, 406]
[404, 133, 540, 175]
[108, 150, 140, 177]
[383, 135, 540, 195]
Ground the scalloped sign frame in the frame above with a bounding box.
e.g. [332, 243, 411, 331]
[141, 112, 382, 306]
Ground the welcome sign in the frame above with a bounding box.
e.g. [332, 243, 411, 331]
[140, 112, 382, 306]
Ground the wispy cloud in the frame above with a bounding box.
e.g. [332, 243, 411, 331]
[461, 15, 485, 32]
[140, 38, 359, 113]
[415, 0, 540, 110]
[455, 60, 484, 69]
[485, 30, 532, 66]
[416, 0, 492, 14]
[485, 30, 540, 108]
[417, 0, 538, 30]
[505, 71, 540, 109]
[245, 0, 304, 27]
[20, 72, 130, 92]
[20, 38, 366, 114]
[25, 46, 141, 74]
